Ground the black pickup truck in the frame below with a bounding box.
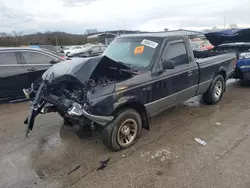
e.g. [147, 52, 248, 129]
[24, 33, 236, 151]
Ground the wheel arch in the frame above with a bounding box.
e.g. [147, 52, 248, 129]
[217, 70, 226, 80]
[215, 69, 226, 91]
[215, 66, 226, 79]
[112, 101, 150, 130]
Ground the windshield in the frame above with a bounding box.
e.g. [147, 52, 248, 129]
[102, 37, 161, 69]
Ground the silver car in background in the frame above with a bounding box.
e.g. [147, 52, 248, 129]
[68, 44, 107, 58]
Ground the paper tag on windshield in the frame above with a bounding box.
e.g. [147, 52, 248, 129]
[141, 39, 158, 48]
[134, 45, 144, 55]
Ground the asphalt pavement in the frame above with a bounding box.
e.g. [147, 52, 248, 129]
[1, 79, 250, 188]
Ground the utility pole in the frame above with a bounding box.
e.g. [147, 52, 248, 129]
[123, 20, 125, 34]
[224, 15, 226, 29]
[55, 35, 58, 46]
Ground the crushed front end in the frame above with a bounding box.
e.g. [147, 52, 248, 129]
[24, 56, 135, 136]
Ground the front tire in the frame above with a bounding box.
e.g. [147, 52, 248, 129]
[101, 109, 142, 151]
[63, 118, 74, 127]
[203, 74, 225, 104]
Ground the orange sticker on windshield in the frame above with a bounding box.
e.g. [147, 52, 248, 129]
[134, 45, 144, 55]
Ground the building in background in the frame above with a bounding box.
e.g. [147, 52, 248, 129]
[87, 33, 117, 45]
[160, 29, 205, 39]
[87, 29, 205, 45]
[86, 30, 149, 45]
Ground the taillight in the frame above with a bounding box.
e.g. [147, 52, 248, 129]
[61, 55, 66, 59]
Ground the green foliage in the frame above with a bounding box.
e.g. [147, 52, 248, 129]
[0, 31, 88, 46]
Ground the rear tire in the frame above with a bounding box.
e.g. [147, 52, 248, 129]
[101, 109, 142, 151]
[203, 74, 225, 104]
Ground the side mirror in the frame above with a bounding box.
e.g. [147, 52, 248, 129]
[162, 60, 175, 70]
[88, 50, 93, 54]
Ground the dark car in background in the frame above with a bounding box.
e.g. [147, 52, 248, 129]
[68, 44, 107, 58]
[0, 47, 65, 102]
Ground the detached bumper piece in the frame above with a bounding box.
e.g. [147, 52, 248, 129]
[24, 83, 45, 137]
[23, 89, 31, 99]
[42, 94, 114, 126]
[23, 88, 37, 100]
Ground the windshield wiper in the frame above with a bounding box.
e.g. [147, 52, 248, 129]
[109, 66, 138, 74]
[117, 61, 138, 72]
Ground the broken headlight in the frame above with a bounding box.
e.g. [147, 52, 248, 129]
[68, 103, 83, 116]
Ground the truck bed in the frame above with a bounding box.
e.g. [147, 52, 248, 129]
[193, 50, 229, 59]
[194, 52, 236, 95]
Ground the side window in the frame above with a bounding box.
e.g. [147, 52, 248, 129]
[91, 47, 101, 53]
[21, 52, 53, 64]
[0, 52, 18, 65]
[163, 42, 188, 66]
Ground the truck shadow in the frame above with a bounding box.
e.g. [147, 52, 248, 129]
[29, 80, 239, 185]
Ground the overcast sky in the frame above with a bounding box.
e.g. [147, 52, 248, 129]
[1, 0, 250, 34]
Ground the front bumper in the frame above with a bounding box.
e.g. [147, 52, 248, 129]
[67, 102, 114, 126]
[24, 84, 114, 136]
[42, 93, 114, 126]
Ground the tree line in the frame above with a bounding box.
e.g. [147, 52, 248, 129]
[0, 24, 239, 47]
[0, 31, 90, 47]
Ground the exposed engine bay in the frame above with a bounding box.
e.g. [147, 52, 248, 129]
[46, 74, 124, 109]
[44, 62, 133, 105]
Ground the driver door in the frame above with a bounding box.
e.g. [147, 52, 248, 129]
[146, 40, 194, 116]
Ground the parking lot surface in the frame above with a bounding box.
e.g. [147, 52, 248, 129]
[1, 79, 250, 188]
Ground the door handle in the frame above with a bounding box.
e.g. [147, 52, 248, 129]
[27, 67, 37, 71]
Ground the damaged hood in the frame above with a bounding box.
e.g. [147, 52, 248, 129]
[205, 28, 250, 46]
[42, 56, 131, 85]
